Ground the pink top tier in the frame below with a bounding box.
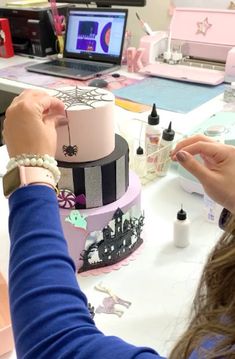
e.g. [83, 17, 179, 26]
[55, 87, 115, 163]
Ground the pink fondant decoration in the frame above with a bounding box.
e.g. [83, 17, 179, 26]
[60, 172, 142, 271]
[55, 87, 115, 163]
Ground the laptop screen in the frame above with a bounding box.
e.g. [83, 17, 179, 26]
[64, 8, 128, 64]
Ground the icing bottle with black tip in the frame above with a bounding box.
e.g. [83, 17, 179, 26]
[156, 121, 175, 176]
[145, 103, 161, 174]
[173, 205, 190, 248]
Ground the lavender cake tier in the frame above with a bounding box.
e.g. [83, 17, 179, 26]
[57, 134, 129, 209]
[59, 171, 143, 273]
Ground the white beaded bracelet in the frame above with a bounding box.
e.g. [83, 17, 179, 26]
[6, 154, 61, 184]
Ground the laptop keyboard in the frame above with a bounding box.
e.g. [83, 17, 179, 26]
[51, 60, 111, 73]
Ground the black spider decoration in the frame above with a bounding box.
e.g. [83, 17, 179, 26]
[62, 144, 78, 157]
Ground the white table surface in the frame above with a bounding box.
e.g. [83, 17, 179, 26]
[0, 55, 226, 358]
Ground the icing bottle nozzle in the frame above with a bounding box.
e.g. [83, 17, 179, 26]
[177, 205, 187, 221]
[162, 121, 175, 141]
[136, 146, 144, 155]
[148, 103, 159, 125]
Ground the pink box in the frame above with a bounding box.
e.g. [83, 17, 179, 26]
[0, 272, 14, 356]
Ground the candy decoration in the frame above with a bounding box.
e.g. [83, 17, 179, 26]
[75, 194, 86, 206]
[58, 189, 76, 209]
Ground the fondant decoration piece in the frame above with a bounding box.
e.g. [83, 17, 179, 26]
[75, 194, 86, 206]
[58, 189, 76, 209]
[65, 210, 87, 230]
[95, 282, 131, 317]
[60, 171, 142, 273]
[80, 242, 144, 276]
[78, 207, 144, 273]
[54, 86, 113, 109]
[62, 143, 78, 157]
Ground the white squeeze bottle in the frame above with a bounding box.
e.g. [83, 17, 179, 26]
[145, 103, 161, 173]
[173, 206, 190, 248]
[133, 146, 147, 179]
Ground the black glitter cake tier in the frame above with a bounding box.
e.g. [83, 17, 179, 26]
[57, 134, 129, 209]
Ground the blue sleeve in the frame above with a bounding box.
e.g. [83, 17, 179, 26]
[8, 186, 165, 359]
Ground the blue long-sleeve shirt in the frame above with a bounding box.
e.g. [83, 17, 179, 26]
[8, 186, 164, 359]
[8, 186, 215, 359]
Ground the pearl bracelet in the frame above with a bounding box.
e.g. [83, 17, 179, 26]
[6, 154, 61, 184]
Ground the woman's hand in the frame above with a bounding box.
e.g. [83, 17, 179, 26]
[171, 134, 235, 214]
[3, 89, 66, 158]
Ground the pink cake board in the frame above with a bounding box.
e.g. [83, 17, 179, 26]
[60, 172, 143, 273]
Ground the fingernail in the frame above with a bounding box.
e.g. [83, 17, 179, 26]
[57, 115, 68, 126]
[176, 151, 187, 162]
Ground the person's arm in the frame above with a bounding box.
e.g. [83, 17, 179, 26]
[9, 184, 164, 359]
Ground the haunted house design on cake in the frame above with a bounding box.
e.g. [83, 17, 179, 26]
[55, 86, 144, 273]
[79, 208, 144, 273]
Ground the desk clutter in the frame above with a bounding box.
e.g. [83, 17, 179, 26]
[0, 5, 67, 57]
[0, 18, 14, 58]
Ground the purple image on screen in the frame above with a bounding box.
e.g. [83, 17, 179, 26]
[77, 21, 99, 51]
[100, 22, 112, 53]
[77, 21, 98, 38]
[76, 39, 96, 51]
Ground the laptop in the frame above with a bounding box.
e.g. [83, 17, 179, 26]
[26, 7, 128, 80]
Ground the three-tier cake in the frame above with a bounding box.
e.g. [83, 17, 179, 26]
[55, 86, 144, 274]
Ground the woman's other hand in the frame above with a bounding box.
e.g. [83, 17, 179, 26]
[171, 134, 235, 214]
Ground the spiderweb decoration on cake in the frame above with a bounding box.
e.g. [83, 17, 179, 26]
[54, 86, 113, 157]
[54, 86, 112, 109]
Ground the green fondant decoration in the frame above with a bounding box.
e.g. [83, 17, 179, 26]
[65, 210, 87, 230]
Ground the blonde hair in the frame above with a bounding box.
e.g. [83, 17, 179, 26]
[169, 215, 235, 359]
